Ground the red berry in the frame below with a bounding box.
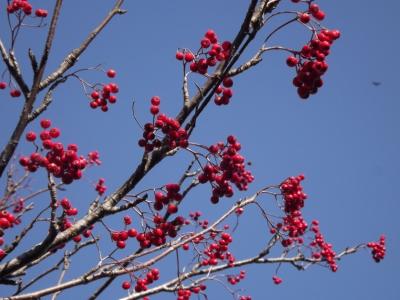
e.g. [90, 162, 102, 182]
[222, 41, 232, 50]
[205, 29, 216, 40]
[175, 51, 184, 60]
[167, 204, 178, 214]
[272, 276, 282, 285]
[222, 77, 233, 88]
[122, 281, 131, 290]
[25, 131, 36, 142]
[128, 228, 137, 237]
[309, 3, 319, 14]
[150, 105, 159, 115]
[117, 240, 126, 249]
[299, 13, 310, 23]
[313, 10, 325, 20]
[0, 82, 6, 89]
[286, 56, 298, 67]
[40, 119, 51, 129]
[184, 52, 195, 62]
[49, 128, 60, 138]
[151, 96, 161, 106]
[10, 89, 21, 97]
[123, 215, 132, 225]
[35, 9, 48, 17]
[106, 69, 116, 78]
[201, 38, 211, 48]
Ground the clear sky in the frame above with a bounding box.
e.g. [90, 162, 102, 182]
[1, 1, 399, 299]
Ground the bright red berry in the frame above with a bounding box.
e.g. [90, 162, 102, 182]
[184, 52, 195, 62]
[35, 9, 48, 17]
[106, 69, 116, 78]
[286, 56, 298, 67]
[122, 281, 131, 290]
[40, 119, 51, 129]
[176, 51, 184, 60]
[299, 13, 310, 23]
[25, 131, 36, 142]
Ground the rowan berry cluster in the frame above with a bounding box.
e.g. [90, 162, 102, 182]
[176, 29, 232, 75]
[0, 210, 18, 230]
[6, 0, 47, 17]
[138, 96, 189, 151]
[121, 268, 160, 293]
[0, 209, 20, 259]
[280, 174, 307, 213]
[144, 214, 186, 248]
[286, 3, 341, 99]
[111, 227, 137, 249]
[297, 2, 326, 23]
[198, 135, 254, 204]
[95, 178, 106, 195]
[60, 197, 78, 217]
[200, 231, 235, 267]
[279, 175, 308, 246]
[89, 69, 119, 112]
[214, 77, 234, 106]
[367, 235, 386, 263]
[153, 183, 182, 213]
[176, 286, 207, 300]
[227, 270, 246, 285]
[19, 119, 100, 184]
[310, 220, 338, 272]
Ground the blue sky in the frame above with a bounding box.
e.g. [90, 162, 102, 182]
[1, 1, 399, 299]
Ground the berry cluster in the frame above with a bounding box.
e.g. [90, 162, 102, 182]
[175, 285, 206, 300]
[309, 220, 338, 272]
[0, 209, 20, 259]
[279, 175, 308, 246]
[89, 69, 119, 112]
[19, 119, 99, 184]
[367, 235, 386, 263]
[280, 174, 307, 213]
[214, 77, 234, 106]
[88, 151, 101, 165]
[297, 2, 326, 23]
[198, 135, 254, 204]
[286, 3, 341, 99]
[136, 214, 185, 248]
[227, 270, 246, 285]
[6, 0, 47, 17]
[200, 231, 235, 267]
[138, 96, 189, 151]
[176, 29, 232, 75]
[60, 197, 78, 217]
[111, 227, 138, 249]
[0, 210, 18, 230]
[121, 268, 160, 293]
[95, 178, 107, 196]
[153, 183, 182, 213]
